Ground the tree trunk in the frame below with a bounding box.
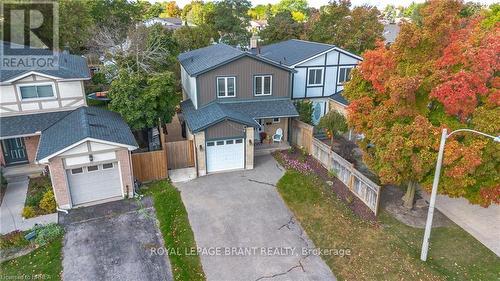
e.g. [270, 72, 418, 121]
[402, 181, 416, 210]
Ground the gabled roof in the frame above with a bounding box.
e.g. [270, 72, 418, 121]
[0, 110, 73, 138]
[1, 41, 90, 82]
[258, 39, 335, 66]
[178, 43, 294, 77]
[36, 107, 137, 161]
[258, 39, 362, 66]
[180, 100, 259, 132]
[180, 99, 299, 133]
[329, 90, 349, 106]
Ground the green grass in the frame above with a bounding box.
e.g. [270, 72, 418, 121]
[0, 235, 63, 281]
[276, 170, 500, 281]
[143, 181, 205, 281]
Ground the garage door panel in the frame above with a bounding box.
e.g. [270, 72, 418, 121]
[67, 162, 122, 206]
[206, 138, 244, 173]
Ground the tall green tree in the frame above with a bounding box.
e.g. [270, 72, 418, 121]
[109, 71, 180, 130]
[173, 25, 214, 52]
[205, 0, 251, 46]
[259, 11, 304, 44]
[59, 0, 94, 54]
[273, 0, 309, 20]
[306, 0, 383, 54]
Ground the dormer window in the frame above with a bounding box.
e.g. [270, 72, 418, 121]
[217, 77, 236, 98]
[19, 84, 54, 99]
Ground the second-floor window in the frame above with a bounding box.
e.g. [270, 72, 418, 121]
[217, 77, 236, 98]
[19, 84, 54, 99]
[254, 75, 272, 96]
[308, 68, 323, 86]
[338, 67, 353, 84]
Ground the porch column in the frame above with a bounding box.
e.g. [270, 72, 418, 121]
[246, 127, 254, 170]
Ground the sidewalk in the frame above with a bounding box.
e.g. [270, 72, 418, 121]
[421, 191, 500, 257]
[0, 177, 57, 234]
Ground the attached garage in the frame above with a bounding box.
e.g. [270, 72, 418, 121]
[206, 138, 244, 173]
[66, 162, 123, 206]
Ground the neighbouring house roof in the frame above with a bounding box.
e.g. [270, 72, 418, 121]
[36, 106, 138, 161]
[383, 24, 401, 44]
[180, 99, 299, 133]
[178, 43, 294, 77]
[258, 39, 335, 66]
[180, 100, 259, 133]
[0, 41, 91, 82]
[329, 90, 349, 106]
[0, 110, 74, 138]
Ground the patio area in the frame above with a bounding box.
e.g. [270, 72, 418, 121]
[254, 141, 290, 156]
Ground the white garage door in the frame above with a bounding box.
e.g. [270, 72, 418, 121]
[206, 138, 244, 173]
[66, 162, 123, 206]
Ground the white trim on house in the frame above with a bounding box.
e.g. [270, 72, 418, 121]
[0, 132, 41, 140]
[217, 76, 237, 98]
[16, 82, 56, 101]
[254, 75, 272, 96]
[307, 67, 324, 86]
[290, 47, 336, 67]
[37, 137, 138, 164]
[1, 71, 91, 85]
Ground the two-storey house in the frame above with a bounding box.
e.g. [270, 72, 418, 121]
[178, 43, 299, 175]
[0, 41, 137, 209]
[256, 39, 363, 124]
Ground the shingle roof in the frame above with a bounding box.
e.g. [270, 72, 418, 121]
[36, 107, 137, 161]
[180, 99, 299, 133]
[1, 41, 90, 82]
[329, 90, 349, 106]
[178, 44, 244, 76]
[0, 110, 73, 138]
[258, 39, 335, 66]
[180, 100, 259, 132]
[178, 43, 294, 76]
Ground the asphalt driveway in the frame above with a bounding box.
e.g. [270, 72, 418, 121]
[176, 155, 336, 281]
[61, 199, 173, 281]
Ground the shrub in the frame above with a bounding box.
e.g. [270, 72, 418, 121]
[295, 100, 314, 125]
[22, 206, 36, 218]
[39, 190, 56, 213]
[0, 231, 29, 250]
[34, 224, 64, 246]
[25, 192, 44, 207]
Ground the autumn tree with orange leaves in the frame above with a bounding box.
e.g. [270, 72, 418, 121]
[343, 0, 499, 209]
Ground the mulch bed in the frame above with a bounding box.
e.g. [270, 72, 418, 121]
[273, 148, 377, 222]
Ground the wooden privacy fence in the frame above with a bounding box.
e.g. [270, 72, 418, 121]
[131, 149, 168, 182]
[291, 119, 314, 153]
[166, 140, 195, 170]
[310, 137, 381, 215]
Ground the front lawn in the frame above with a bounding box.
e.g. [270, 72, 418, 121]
[1, 225, 64, 281]
[143, 181, 205, 281]
[277, 171, 500, 280]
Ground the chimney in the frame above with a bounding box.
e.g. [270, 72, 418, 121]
[250, 35, 260, 53]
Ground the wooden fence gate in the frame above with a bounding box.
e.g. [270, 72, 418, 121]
[165, 140, 195, 170]
[131, 149, 168, 182]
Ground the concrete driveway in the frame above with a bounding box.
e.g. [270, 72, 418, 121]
[61, 199, 173, 281]
[176, 155, 335, 281]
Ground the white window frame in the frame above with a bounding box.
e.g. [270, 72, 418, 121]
[272, 117, 280, 123]
[254, 75, 272, 96]
[102, 163, 114, 170]
[17, 82, 56, 100]
[86, 165, 100, 173]
[338, 67, 353, 84]
[71, 167, 84, 175]
[217, 76, 236, 98]
[307, 67, 324, 86]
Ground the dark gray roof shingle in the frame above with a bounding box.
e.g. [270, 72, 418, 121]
[180, 99, 298, 133]
[258, 39, 335, 66]
[1, 41, 90, 82]
[180, 100, 258, 132]
[0, 110, 73, 138]
[329, 91, 349, 106]
[178, 44, 244, 76]
[36, 107, 137, 161]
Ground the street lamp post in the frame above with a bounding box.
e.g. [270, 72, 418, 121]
[420, 128, 500, 262]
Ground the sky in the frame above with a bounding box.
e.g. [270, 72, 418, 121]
[149, 0, 498, 9]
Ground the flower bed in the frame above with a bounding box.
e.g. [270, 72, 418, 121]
[273, 148, 376, 221]
[23, 176, 56, 219]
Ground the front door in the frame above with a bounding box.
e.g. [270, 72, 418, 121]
[2, 138, 28, 165]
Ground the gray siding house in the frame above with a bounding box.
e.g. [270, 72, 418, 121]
[178, 43, 298, 175]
